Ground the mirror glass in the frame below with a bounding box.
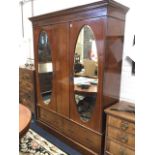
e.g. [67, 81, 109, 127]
[74, 25, 98, 122]
[38, 31, 52, 105]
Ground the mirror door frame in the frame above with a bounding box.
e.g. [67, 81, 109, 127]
[69, 17, 106, 131]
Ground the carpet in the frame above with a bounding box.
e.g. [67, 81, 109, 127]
[19, 129, 68, 155]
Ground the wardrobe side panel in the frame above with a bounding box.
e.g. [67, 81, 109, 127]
[103, 18, 125, 108]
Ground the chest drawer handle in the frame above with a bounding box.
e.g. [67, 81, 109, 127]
[120, 121, 129, 130]
[25, 94, 31, 99]
[120, 135, 128, 143]
[24, 75, 31, 81]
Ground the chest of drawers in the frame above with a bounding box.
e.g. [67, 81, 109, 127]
[19, 66, 36, 113]
[104, 101, 135, 155]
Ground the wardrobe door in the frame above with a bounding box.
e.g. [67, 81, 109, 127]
[69, 18, 105, 131]
[33, 26, 57, 111]
[51, 23, 70, 117]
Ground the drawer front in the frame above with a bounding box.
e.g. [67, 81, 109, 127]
[63, 120, 102, 153]
[19, 80, 35, 113]
[20, 92, 35, 112]
[106, 139, 135, 155]
[20, 91, 34, 103]
[39, 108, 102, 153]
[19, 81, 34, 92]
[107, 126, 135, 148]
[19, 68, 34, 83]
[108, 116, 135, 134]
[39, 108, 63, 130]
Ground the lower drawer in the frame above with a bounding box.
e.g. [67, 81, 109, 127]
[107, 126, 135, 148]
[106, 139, 134, 155]
[39, 107, 102, 154]
[20, 93, 34, 113]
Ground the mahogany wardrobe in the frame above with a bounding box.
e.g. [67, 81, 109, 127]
[30, 1, 129, 154]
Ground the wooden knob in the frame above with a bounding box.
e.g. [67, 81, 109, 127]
[120, 121, 129, 130]
[120, 135, 128, 143]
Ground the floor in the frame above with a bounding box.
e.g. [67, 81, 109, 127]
[30, 116, 81, 155]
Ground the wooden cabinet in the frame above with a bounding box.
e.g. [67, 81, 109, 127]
[104, 101, 135, 155]
[19, 66, 36, 113]
[30, 1, 129, 154]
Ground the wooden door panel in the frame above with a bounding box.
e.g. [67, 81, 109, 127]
[33, 26, 57, 111]
[69, 17, 106, 131]
[51, 23, 70, 117]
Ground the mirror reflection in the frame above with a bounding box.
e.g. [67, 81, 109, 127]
[38, 31, 52, 105]
[74, 25, 98, 122]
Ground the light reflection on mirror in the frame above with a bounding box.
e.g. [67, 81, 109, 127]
[74, 25, 98, 122]
[38, 31, 52, 105]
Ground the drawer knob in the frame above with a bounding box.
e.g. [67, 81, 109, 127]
[120, 135, 128, 143]
[25, 94, 31, 99]
[24, 76, 31, 81]
[120, 121, 129, 130]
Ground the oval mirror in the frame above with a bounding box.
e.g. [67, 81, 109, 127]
[38, 31, 53, 105]
[74, 25, 98, 122]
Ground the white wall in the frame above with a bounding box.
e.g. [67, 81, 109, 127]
[18, 0, 135, 102]
[116, 0, 135, 102]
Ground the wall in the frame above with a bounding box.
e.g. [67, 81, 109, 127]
[18, 0, 135, 102]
